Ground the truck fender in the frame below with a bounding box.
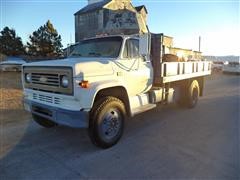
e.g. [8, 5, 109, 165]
[76, 80, 130, 112]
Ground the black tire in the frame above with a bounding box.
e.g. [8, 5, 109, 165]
[185, 80, 200, 108]
[88, 96, 126, 149]
[32, 114, 57, 128]
[176, 80, 200, 108]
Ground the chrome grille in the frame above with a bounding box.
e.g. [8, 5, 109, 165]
[31, 73, 60, 87]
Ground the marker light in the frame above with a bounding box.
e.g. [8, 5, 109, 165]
[79, 80, 90, 88]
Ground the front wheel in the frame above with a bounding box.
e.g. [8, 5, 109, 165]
[88, 97, 126, 149]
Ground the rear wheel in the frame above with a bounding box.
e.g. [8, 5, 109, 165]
[176, 80, 200, 108]
[89, 96, 126, 149]
[32, 114, 57, 128]
[186, 80, 200, 108]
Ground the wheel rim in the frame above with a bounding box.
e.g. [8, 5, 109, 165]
[99, 108, 122, 141]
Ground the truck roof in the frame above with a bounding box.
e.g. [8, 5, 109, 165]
[83, 34, 139, 40]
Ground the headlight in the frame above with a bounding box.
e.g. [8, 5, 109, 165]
[25, 73, 31, 83]
[61, 75, 69, 88]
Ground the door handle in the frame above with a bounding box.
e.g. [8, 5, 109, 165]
[117, 72, 123, 76]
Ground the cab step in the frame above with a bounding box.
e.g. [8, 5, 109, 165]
[132, 104, 156, 116]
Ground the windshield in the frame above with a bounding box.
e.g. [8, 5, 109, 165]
[70, 36, 123, 58]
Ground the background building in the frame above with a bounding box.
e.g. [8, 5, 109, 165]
[74, 0, 148, 42]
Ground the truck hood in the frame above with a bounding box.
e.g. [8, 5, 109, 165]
[23, 58, 114, 77]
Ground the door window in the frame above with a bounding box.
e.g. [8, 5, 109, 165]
[123, 39, 139, 58]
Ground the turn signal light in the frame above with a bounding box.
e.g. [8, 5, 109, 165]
[79, 80, 90, 88]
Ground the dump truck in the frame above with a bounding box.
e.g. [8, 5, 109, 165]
[22, 33, 211, 148]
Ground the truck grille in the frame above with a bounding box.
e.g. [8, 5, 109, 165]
[31, 73, 60, 87]
[23, 66, 73, 95]
[33, 93, 61, 105]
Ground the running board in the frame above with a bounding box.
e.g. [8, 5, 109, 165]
[132, 104, 156, 116]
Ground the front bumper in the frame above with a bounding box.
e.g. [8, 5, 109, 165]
[24, 99, 89, 128]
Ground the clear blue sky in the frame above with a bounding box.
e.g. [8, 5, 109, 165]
[1, 0, 239, 56]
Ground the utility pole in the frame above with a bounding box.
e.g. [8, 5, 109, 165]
[199, 36, 201, 52]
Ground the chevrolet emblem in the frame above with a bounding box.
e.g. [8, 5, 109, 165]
[39, 76, 47, 83]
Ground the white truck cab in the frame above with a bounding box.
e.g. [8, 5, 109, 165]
[23, 34, 211, 148]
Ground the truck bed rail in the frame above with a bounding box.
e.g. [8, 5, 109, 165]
[160, 61, 211, 83]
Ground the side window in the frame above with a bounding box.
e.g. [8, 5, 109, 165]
[130, 39, 139, 58]
[123, 40, 129, 58]
[123, 39, 139, 59]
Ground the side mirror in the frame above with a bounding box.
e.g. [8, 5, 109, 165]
[139, 33, 150, 56]
[141, 54, 151, 62]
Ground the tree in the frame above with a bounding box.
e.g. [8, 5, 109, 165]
[27, 20, 63, 59]
[0, 27, 25, 56]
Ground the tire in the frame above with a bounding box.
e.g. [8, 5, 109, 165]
[88, 96, 126, 149]
[185, 80, 200, 108]
[176, 80, 200, 108]
[32, 114, 57, 128]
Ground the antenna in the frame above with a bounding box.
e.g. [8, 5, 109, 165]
[199, 36, 201, 52]
[67, 33, 73, 57]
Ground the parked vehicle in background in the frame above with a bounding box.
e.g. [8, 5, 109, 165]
[223, 61, 240, 75]
[211, 61, 224, 72]
[0, 57, 26, 72]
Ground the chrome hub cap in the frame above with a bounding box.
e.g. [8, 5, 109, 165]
[100, 108, 122, 140]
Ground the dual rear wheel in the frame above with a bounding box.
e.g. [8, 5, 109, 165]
[177, 79, 200, 108]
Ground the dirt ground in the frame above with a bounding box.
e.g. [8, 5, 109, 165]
[0, 72, 30, 124]
[0, 72, 31, 158]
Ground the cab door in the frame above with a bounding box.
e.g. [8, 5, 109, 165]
[114, 38, 153, 96]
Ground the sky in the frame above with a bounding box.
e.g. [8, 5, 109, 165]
[0, 0, 239, 56]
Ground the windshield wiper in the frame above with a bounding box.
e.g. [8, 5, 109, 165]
[88, 52, 101, 57]
[70, 53, 82, 57]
